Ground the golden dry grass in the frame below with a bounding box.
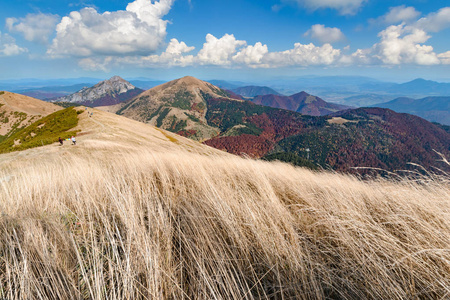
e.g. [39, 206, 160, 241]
[0, 108, 449, 299]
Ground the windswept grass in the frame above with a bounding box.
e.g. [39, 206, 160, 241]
[0, 149, 449, 299]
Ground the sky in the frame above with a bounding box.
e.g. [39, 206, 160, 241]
[1, 0, 450, 82]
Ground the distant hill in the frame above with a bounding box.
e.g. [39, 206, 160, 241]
[263, 76, 450, 105]
[252, 91, 350, 116]
[106, 76, 450, 173]
[53, 76, 144, 107]
[372, 96, 450, 125]
[14, 83, 91, 100]
[387, 78, 450, 95]
[232, 86, 281, 97]
[0, 91, 62, 143]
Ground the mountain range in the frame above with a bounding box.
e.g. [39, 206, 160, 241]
[372, 96, 450, 126]
[1, 75, 448, 173]
[53, 76, 144, 107]
[102, 76, 449, 173]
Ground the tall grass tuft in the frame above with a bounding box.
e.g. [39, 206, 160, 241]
[0, 150, 449, 299]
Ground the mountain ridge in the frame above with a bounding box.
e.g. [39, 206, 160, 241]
[252, 91, 350, 116]
[372, 96, 450, 125]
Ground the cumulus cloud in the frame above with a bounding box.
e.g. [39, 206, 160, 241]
[437, 51, 450, 64]
[262, 43, 341, 67]
[416, 7, 450, 32]
[141, 38, 195, 67]
[0, 31, 27, 56]
[48, 0, 174, 57]
[365, 24, 440, 65]
[80, 11, 450, 71]
[232, 42, 269, 66]
[284, 0, 366, 15]
[6, 13, 60, 44]
[78, 38, 195, 70]
[369, 5, 421, 25]
[304, 24, 346, 44]
[196, 34, 246, 66]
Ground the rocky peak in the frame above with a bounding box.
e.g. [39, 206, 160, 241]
[109, 75, 125, 82]
[53, 76, 143, 105]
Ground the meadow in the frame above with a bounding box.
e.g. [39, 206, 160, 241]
[0, 146, 448, 299]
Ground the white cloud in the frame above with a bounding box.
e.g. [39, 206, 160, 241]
[262, 43, 341, 67]
[304, 24, 346, 44]
[437, 51, 450, 64]
[370, 5, 421, 25]
[79, 8, 450, 71]
[196, 34, 246, 66]
[6, 13, 60, 44]
[416, 7, 450, 32]
[142, 38, 195, 67]
[165, 38, 195, 55]
[48, 0, 174, 57]
[0, 31, 27, 56]
[232, 42, 269, 66]
[78, 38, 196, 70]
[284, 0, 366, 15]
[366, 24, 440, 65]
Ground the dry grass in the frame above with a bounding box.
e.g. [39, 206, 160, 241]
[0, 146, 449, 299]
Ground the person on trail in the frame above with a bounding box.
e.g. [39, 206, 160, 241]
[58, 137, 63, 146]
[71, 136, 76, 145]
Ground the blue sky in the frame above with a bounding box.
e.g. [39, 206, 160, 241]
[1, 0, 450, 82]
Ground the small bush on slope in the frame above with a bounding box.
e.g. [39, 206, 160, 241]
[0, 150, 449, 299]
[0, 107, 78, 153]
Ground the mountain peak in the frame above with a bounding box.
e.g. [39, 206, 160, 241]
[114, 76, 235, 141]
[108, 75, 125, 82]
[291, 91, 310, 98]
[54, 76, 143, 106]
[174, 76, 208, 87]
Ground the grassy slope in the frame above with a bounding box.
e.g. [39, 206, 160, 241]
[0, 107, 79, 153]
[0, 108, 448, 299]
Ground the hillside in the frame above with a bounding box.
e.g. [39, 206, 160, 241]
[0, 101, 448, 299]
[54, 76, 144, 107]
[0, 107, 79, 154]
[232, 85, 281, 97]
[204, 99, 450, 172]
[252, 91, 349, 116]
[372, 96, 450, 125]
[0, 91, 61, 140]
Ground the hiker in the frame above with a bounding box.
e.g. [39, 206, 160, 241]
[58, 137, 63, 146]
[71, 136, 76, 145]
